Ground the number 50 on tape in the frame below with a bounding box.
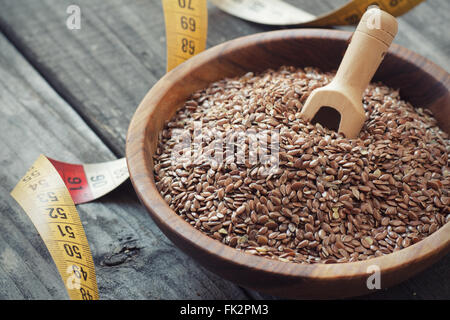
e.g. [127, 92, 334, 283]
[11, 155, 100, 300]
[11, 155, 129, 299]
[10, 0, 208, 300]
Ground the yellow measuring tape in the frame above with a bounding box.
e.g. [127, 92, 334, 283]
[10, 0, 424, 300]
[11, 155, 99, 300]
[163, 0, 208, 71]
[10, 1, 208, 301]
[210, 0, 424, 26]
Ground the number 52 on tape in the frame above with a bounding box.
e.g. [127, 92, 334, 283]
[10, 155, 129, 300]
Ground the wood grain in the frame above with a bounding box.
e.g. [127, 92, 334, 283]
[126, 29, 450, 299]
[0, 0, 448, 299]
[0, 32, 248, 300]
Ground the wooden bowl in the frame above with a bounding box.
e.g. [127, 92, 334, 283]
[126, 29, 450, 299]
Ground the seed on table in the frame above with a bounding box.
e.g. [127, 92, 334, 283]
[402, 237, 411, 248]
[225, 184, 234, 194]
[393, 226, 406, 233]
[390, 220, 403, 226]
[429, 223, 438, 233]
[427, 180, 441, 191]
[351, 188, 360, 200]
[258, 226, 268, 234]
[434, 196, 443, 208]
[229, 236, 239, 247]
[339, 249, 350, 259]
[305, 223, 315, 233]
[375, 230, 388, 241]
[385, 206, 397, 215]
[270, 196, 282, 206]
[342, 200, 353, 210]
[359, 185, 371, 192]
[332, 207, 340, 220]
[276, 233, 287, 240]
[236, 205, 246, 216]
[342, 235, 353, 243]
[268, 232, 279, 239]
[250, 211, 258, 223]
[279, 224, 288, 233]
[291, 181, 303, 190]
[269, 212, 281, 220]
[298, 240, 309, 249]
[321, 223, 333, 233]
[265, 220, 278, 230]
[213, 232, 222, 240]
[183, 200, 192, 211]
[257, 235, 269, 245]
[361, 236, 374, 248]
[288, 223, 296, 233]
[396, 236, 404, 248]
[304, 232, 314, 241]
[257, 215, 269, 224]
[318, 229, 327, 240]
[309, 159, 319, 168]
[388, 231, 398, 239]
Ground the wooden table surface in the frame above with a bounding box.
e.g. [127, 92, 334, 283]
[0, 0, 448, 300]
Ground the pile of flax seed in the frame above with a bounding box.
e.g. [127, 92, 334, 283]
[154, 66, 449, 264]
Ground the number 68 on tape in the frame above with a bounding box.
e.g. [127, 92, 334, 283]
[163, 0, 208, 71]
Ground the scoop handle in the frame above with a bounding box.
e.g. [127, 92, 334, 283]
[332, 8, 398, 97]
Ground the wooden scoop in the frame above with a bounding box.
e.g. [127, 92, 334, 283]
[300, 7, 398, 138]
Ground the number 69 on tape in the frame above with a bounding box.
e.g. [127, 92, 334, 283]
[163, 0, 208, 72]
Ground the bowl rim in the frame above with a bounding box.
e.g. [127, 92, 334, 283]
[126, 28, 450, 282]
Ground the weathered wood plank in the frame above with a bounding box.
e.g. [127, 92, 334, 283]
[0, 32, 248, 299]
[0, 0, 448, 299]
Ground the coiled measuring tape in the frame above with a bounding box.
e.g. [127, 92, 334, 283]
[10, 1, 208, 301]
[11, 0, 423, 300]
[11, 156, 129, 300]
[210, 0, 424, 26]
